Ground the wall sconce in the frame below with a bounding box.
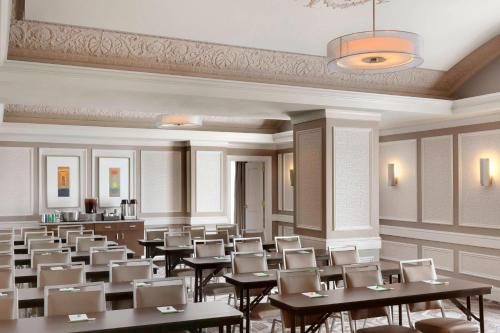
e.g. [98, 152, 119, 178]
[388, 163, 398, 187]
[480, 158, 492, 186]
[289, 169, 295, 187]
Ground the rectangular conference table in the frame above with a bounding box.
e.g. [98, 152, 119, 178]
[14, 241, 119, 254]
[225, 262, 400, 333]
[14, 249, 135, 266]
[0, 302, 243, 333]
[269, 278, 491, 333]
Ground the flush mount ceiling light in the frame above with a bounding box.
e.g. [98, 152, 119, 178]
[156, 114, 203, 129]
[326, 0, 423, 74]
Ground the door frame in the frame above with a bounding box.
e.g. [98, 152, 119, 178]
[226, 155, 272, 241]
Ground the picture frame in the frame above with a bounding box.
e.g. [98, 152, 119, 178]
[98, 157, 130, 207]
[46, 156, 80, 208]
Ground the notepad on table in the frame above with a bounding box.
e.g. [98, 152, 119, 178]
[423, 280, 449, 285]
[213, 256, 226, 260]
[302, 292, 326, 298]
[367, 285, 393, 292]
[134, 282, 151, 287]
[68, 314, 94, 323]
[253, 272, 270, 277]
[50, 266, 64, 271]
[177, 245, 189, 248]
[59, 287, 80, 292]
[157, 306, 183, 314]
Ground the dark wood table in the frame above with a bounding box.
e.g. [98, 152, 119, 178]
[225, 262, 400, 333]
[0, 302, 243, 333]
[14, 241, 119, 254]
[182, 250, 331, 303]
[269, 278, 491, 333]
[14, 248, 134, 266]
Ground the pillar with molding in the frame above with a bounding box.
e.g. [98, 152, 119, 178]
[292, 110, 381, 258]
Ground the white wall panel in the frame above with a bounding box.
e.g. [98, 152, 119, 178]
[422, 246, 454, 271]
[379, 140, 417, 222]
[459, 251, 500, 280]
[421, 136, 453, 224]
[381, 240, 418, 262]
[141, 151, 182, 213]
[195, 151, 223, 213]
[334, 127, 371, 230]
[459, 130, 500, 228]
[0, 147, 34, 216]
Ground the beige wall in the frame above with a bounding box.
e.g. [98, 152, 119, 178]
[455, 56, 500, 99]
[380, 120, 500, 298]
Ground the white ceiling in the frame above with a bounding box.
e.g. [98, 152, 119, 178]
[25, 0, 500, 72]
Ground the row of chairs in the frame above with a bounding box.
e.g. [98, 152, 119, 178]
[145, 225, 264, 242]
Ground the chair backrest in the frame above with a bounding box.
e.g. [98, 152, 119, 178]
[0, 232, 13, 242]
[216, 224, 239, 237]
[76, 235, 107, 252]
[277, 269, 321, 328]
[329, 245, 360, 266]
[0, 251, 13, 266]
[0, 289, 18, 320]
[110, 259, 153, 283]
[164, 232, 191, 247]
[242, 229, 265, 240]
[145, 228, 169, 241]
[0, 240, 13, 253]
[133, 278, 187, 309]
[0, 266, 14, 289]
[283, 248, 317, 270]
[31, 248, 71, 268]
[275, 236, 301, 253]
[233, 237, 263, 252]
[232, 251, 268, 274]
[90, 246, 127, 265]
[400, 258, 442, 312]
[25, 231, 54, 245]
[193, 239, 225, 258]
[21, 226, 47, 242]
[28, 238, 61, 254]
[67, 230, 94, 247]
[57, 225, 83, 239]
[37, 262, 86, 288]
[44, 282, 106, 317]
[342, 263, 389, 321]
[182, 225, 205, 240]
[204, 230, 230, 244]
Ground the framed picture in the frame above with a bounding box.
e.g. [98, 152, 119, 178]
[98, 157, 130, 207]
[46, 156, 80, 208]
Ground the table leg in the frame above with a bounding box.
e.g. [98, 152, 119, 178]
[389, 275, 394, 323]
[290, 312, 296, 333]
[226, 324, 231, 333]
[198, 269, 204, 302]
[466, 296, 471, 321]
[239, 287, 244, 333]
[398, 274, 402, 325]
[219, 325, 224, 333]
[194, 268, 199, 303]
[479, 295, 484, 333]
[165, 254, 169, 278]
[245, 288, 251, 333]
[300, 314, 305, 333]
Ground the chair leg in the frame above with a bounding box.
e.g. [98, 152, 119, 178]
[329, 317, 336, 333]
[271, 319, 277, 333]
[340, 313, 345, 333]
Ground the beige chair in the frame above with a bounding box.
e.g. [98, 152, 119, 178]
[21, 226, 47, 243]
[329, 246, 360, 266]
[0, 240, 13, 253]
[205, 230, 230, 244]
[76, 235, 107, 252]
[110, 259, 153, 283]
[0, 289, 18, 320]
[342, 263, 419, 333]
[24, 231, 54, 246]
[275, 236, 301, 253]
[182, 225, 205, 240]
[28, 237, 62, 254]
[242, 229, 265, 240]
[67, 230, 94, 247]
[90, 246, 127, 266]
[0, 251, 13, 266]
[216, 224, 239, 237]
[164, 232, 192, 247]
[400, 259, 478, 333]
[277, 269, 330, 333]
[44, 282, 106, 317]
[234, 237, 263, 252]
[145, 228, 169, 241]
[0, 232, 13, 242]
[133, 278, 187, 308]
[0, 266, 14, 289]
[283, 248, 317, 270]
[57, 225, 83, 240]
[31, 248, 71, 268]
[37, 262, 86, 288]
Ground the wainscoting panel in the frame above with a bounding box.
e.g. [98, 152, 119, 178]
[422, 245, 454, 272]
[381, 240, 418, 262]
[421, 136, 453, 224]
[379, 140, 418, 222]
[459, 251, 500, 280]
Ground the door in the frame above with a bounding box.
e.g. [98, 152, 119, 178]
[244, 162, 265, 231]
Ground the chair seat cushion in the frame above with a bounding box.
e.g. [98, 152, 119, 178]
[415, 318, 478, 333]
[250, 303, 280, 320]
[358, 325, 420, 333]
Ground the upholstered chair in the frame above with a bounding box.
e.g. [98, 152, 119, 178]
[275, 236, 301, 253]
[0, 251, 13, 266]
[109, 259, 153, 283]
[164, 232, 192, 247]
[0, 289, 18, 320]
[0, 240, 13, 253]
[31, 248, 71, 268]
[57, 225, 83, 240]
[204, 230, 230, 244]
[76, 235, 107, 252]
[0, 266, 14, 289]
[0, 232, 13, 242]
[283, 248, 317, 270]
[66, 230, 94, 247]
[133, 278, 187, 308]
[329, 246, 360, 266]
[90, 246, 127, 266]
[37, 262, 85, 288]
[182, 225, 205, 240]
[24, 231, 53, 246]
[145, 228, 169, 241]
[234, 237, 264, 252]
[242, 229, 265, 240]
[21, 227, 47, 243]
[28, 238, 61, 254]
[44, 282, 106, 317]
[216, 224, 239, 237]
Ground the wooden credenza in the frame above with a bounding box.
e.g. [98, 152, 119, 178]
[42, 220, 145, 258]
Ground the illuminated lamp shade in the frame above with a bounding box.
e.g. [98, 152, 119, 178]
[156, 115, 203, 129]
[327, 30, 423, 74]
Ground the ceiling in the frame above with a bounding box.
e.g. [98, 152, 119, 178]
[25, 0, 500, 71]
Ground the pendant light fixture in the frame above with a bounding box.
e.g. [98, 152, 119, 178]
[327, 0, 423, 74]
